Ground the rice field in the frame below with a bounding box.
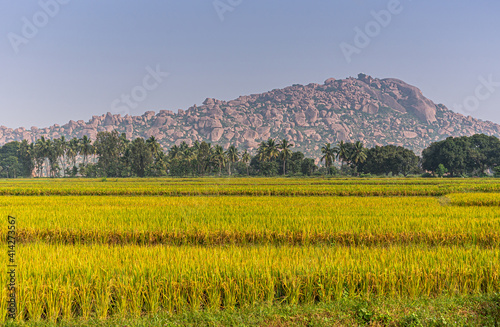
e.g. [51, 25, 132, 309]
[1, 196, 499, 247]
[1, 177, 500, 196]
[1, 178, 500, 324]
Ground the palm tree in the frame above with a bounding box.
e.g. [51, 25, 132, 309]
[146, 136, 165, 175]
[351, 141, 367, 176]
[211, 145, 227, 176]
[278, 139, 294, 175]
[146, 136, 161, 158]
[337, 140, 349, 172]
[45, 139, 59, 177]
[168, 145, 182, 160]
[185, 147, 198, 176]
[179, 142, 196, 174]
[241, 149, 251, 176]
[179, 141, 189, 153]
[321, 143, 338, 175]
[265, 138, 280, 161]
[80, 135, 93, 165]
[34, 137, 47, 177]
[196, 142, 212, 176]
[55, 137, 68, 176]
[192, 140, 201, 153]
[257, 141, 268, 161]
[18, 140, 35, 177]
[67, 138, 81, 171]
[226, 145, 239, 176]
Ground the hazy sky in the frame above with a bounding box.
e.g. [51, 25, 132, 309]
[1, 0, 499, 128]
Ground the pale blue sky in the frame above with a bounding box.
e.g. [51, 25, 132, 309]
[1, 0, 499, 128]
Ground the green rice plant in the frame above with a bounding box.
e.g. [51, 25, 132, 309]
[25, 279, 44, 322]
[75, 276, 94, 320]
[59, 281, 75, 321]
[45, 283, 62, 322]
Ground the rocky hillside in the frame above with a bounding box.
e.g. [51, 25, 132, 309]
[3, 74, 500, 157]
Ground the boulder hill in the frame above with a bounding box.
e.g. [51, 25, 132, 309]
[2, 74, 500, 157]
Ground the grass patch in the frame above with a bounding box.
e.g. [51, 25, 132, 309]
[4, 295, 500, 326]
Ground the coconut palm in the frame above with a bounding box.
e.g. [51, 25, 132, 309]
[257, 141, 268, 161]
[18, 140, 35, 177]
[191, 140, 201, 153]
[278, 139, 294, 175]
[241, 149, 251, 176]
[179, 141, 189, 153]
[226, 145, 239, 176]
[337, 140, 349, 171]
[145, 136, 166, 175]
[185, 147, 198, 175]
[196, 142, 212, 176]
[34, 137, 48, 177]
[211, 145, 227, 176]
[80, 135, 94, 165]
[44, 139, 59, 177]
[66, 138, 81, 171]
[265, 138, 280, 161]
[321, 143, 338, 175]
[350, 141, 368, 176]
[146, 136, 161, 159]
[180, 143, 196, 170]
[168, 145, 182, 160]
[55, 137, 68, 176]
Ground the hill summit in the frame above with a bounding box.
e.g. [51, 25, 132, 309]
[2, 74, 500, 156]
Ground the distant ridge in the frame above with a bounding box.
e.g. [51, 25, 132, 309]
[2, 74, 500, 157]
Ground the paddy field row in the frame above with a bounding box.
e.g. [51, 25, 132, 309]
[0, 195, 499, 246]
[1, 243, 499, 323]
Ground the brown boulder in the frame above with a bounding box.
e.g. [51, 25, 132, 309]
[294, 112, 308, 127]
[403, 131, 418, 139]
[242, 129, 258, 140]
[382, 78, 437, 123]
[305, 107, 319, 123]
[211, 128, 224, 141]
[324, 78, 336, 85]
[153, 117, 167, 127]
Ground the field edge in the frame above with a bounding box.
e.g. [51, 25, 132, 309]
[5, 295, 500, 327]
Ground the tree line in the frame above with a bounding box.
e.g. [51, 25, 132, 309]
[422, 134, 500, 177]
[1, 131, 499, 178]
